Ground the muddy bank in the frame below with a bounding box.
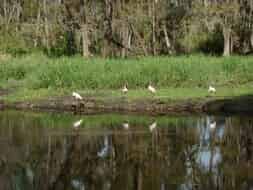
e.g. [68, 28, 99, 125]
[1, 97, 204, 115]
[1, 95, 253, 115]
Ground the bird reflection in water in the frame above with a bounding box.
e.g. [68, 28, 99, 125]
[97, 135, 110, 158]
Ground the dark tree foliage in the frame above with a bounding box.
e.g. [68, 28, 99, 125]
[0, 0, 253, 57]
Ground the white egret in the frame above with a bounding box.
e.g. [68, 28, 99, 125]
[148, 83, 156, 94]
[208, 86, 216, 93]
[73, 119, 83, 129]
[72, 92, 83, 100]
[122, 85, 128, 93]
[149, 121, 157, 132]
[122, 122, 129, 130]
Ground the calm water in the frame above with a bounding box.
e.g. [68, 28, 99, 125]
[0, 111, 253, 190]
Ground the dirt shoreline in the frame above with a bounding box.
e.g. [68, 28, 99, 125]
[1, 95, 253, 115]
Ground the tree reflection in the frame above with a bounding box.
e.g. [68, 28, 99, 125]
[0, 112, 252, 190]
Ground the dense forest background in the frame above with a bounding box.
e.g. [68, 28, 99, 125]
[1, 0, 253, 57]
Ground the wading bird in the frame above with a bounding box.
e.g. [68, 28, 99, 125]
[73, 119, 83, 129]
[122, 84, 128, 93]
[72, 92, 83, 100]
[122, 122, 129, 130]
[149, 121, 157, 132]
[148, 83, 156, 94]
[208, 86, 216, 93]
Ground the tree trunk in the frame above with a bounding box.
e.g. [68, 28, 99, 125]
[152, 0, 156, 55]
[34, 6, 41, 48]
[128, 29, 132, 51]
[15, 1, 21, 33]
[250, 31, 253, 50]
[131, 24, 148, 56]
[223, 27, 231, 56]
[103, 0, 114, 57]
[3, 0, 7, 30]
[121, 23, 132, 58]
[3, 0, 7, 18]
[121, 29, 127, 58]
[81, 24, 90, 58]
[43, 0, 50, 52]
[80, 0, 90, 58]
[163, 24, 173, 55]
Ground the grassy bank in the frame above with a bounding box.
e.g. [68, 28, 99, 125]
[1, 54, 253, 102]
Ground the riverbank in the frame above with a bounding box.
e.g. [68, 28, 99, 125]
[1, 88, 253, 115]
[1, 54, 253, 114]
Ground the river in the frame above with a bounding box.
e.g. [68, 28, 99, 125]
[0, 110, 252, 190]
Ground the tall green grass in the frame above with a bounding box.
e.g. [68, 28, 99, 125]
[1, 54, 253, 90]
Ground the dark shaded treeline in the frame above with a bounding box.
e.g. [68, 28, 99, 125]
[0, 0, 253, 57]
[0, 111, 253, 189]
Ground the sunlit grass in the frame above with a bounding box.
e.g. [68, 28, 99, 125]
[3, 83, 253, 102]
[1, 54, 253, 102]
